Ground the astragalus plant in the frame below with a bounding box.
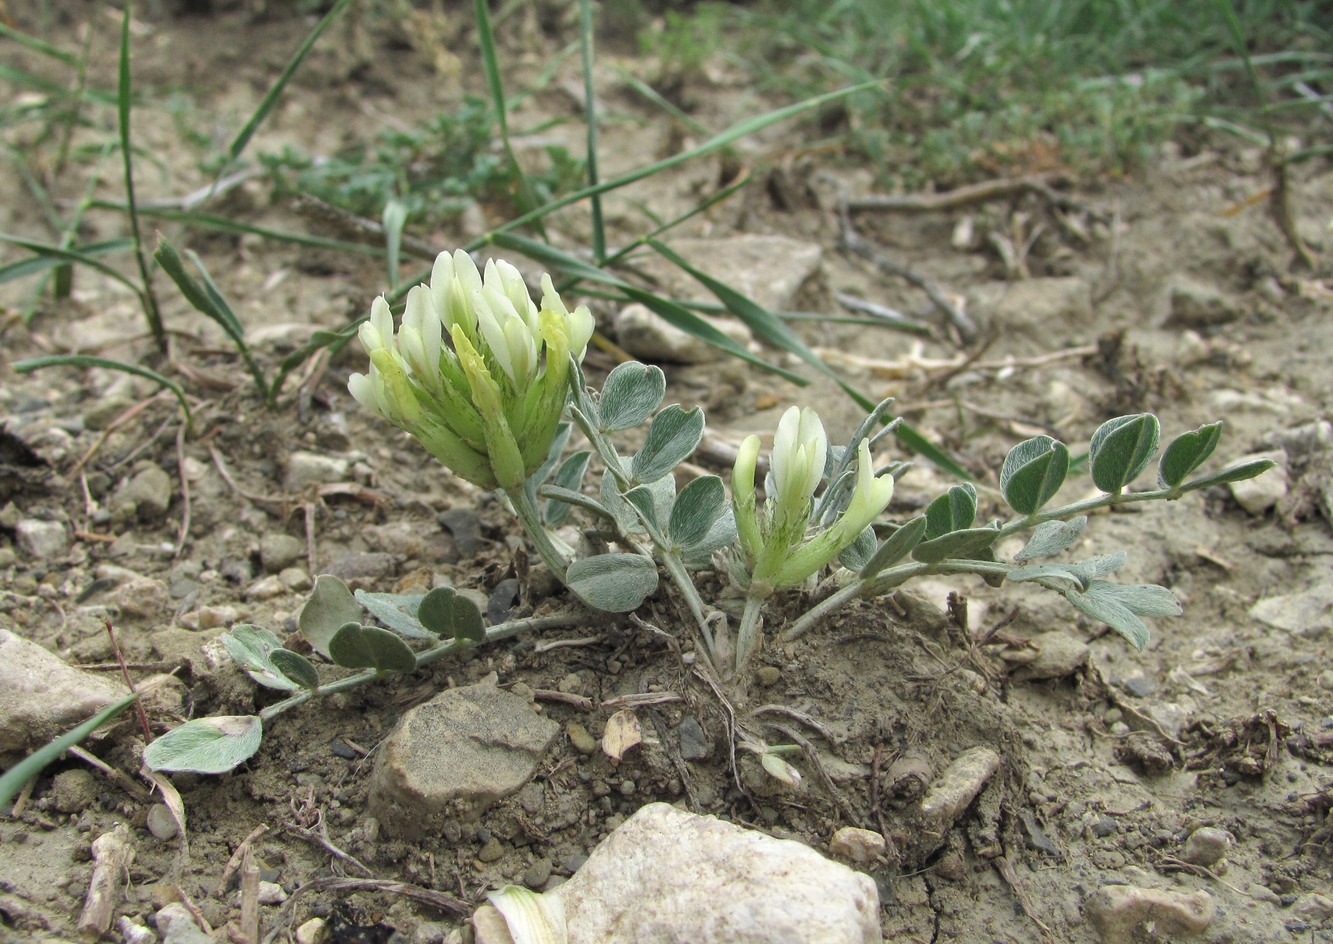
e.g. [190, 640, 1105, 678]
[145, 249, 1274, 775]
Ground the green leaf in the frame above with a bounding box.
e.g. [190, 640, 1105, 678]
[0, 238, 131, 285]
[632, 404, 704, 484]
[912, 526, 999, 564]
[1181, 457, 1278, 493]
[221, 624, 300, 691]
[668, 475, 726, 548]
[1000, 436, 1069, 516]
[268, 650, 320, 690]
[1158, 422, 1224, 489]
[143, 716, 264, 775]
[566, 553, 659, 612]
[417, 587, 484, 642]
[924, 484, 978, 539]
[598, 362, 667, 432]
[544, 451, 591, 527]
[383, 198, 408, 290]
[1014, 552, 1127, 589]
[624, 484, 661, 529]
[1, 693, 138, 810]
[299, 575, 364, 658]
[1089, 414, 1160, 493]
[327, 622, 418, 674]
[1013, 516, 1087, 562]
[1062, 581, 1180, 651]
[861, 515, 927, 577]
[837, 525, 878, 572]
[354, 590, 432, 639]
[680, 509, 737, 569]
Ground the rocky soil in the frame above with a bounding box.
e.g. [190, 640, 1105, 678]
[1, 4, 1332, 943]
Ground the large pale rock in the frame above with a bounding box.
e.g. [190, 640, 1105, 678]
[368, 682, 560, 836]
[1249, 585, 1333, 638]
[1085, 885, 1215, 942]
[0, 629, 129, 755]
[540, 803, 879, 944]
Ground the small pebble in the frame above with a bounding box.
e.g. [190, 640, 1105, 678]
[16, 518, 69, 560]
[829, 826, 886, 865]
[146, 804, 180, 841]
[1181, 826, 1231, 867]
[522, 857, 553, 889]
[677, 716, 711, 761]
[477, 837, 504, 863]
[295, 917, 330, 944]
[755, 666, 781, 687]
[567, 722, 597, 755]
[257, 882, 287, 905]
[49, 769, 98, 814]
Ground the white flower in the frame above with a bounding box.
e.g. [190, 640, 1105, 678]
[770, 406, 826, 523]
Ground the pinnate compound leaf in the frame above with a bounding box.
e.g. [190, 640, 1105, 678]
[328, 622, 417, 674]
[1158, 422, 1223, 489]
[268, 650, 320, 690]
[1062, 581, 1180, 651]
[861, 515, 927, 577]
[1014, 516, 1087, 562]
[354, 590, 432, 638]
[1181, 457, 1278, 493]
[632, 405, 704, 483]
[300, 575, 363, 658]
[912, 526, 999, 564]
[1000, 436, 1069, 515]
[598, 362, 667, 432]
[417, 587, 484, 642]
[566, 553, 659, 612]
[924, 484, 978, 539]
[838, 526, 878, 572]
[1089, 414, 1160, 493]
[669, 475, 727, 549]
[143, 716, 263, 775]
[222, 624, 300, 691]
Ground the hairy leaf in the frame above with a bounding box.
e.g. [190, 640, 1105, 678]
[417, 587, 485, 642]
[143, 716, 263, 775]
[566, 553, 659, 612]
[1089, 413, 1160, 493]
[327, 622, 417, 674]
[924, 484, 978, 539]
[669, 475, 727, 549]
[1158, 422, 1223, 489]
[632, 405, 704, 484]
[861, 515, 927, 577]
[299, 575, 363, 658]
[1013, 516, 1087, 562]
[598, 361, 667, 432]
[1000, 435, 1069, 515]
[222, 624, 300, 691]
[912, 525, 999, 564]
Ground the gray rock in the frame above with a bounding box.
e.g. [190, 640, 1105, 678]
[49, 768, 99, 813]
[0, 629, 129, 755]
[1166, 276, 1242, 328]
[83, 395, 136, 431]
[364, 520, 456, 562]
[970, 277, 1092, 338]
[437, 507, 485, 556]
[285, 451, 349, 491]
[259, 533, 306, 573]
[1181, 826, 1231, 867]
[112, 576, 171, 619]
[1249, 585, 1333, 638]
[324, 552, 395, 586]
[635, 235, 823, 311]
[368, 681, 560, 835]
[615, 303, 753, 365]
[155, 903, 216, 944]
[1085, 885, 1215, 942]
[1291, 893, 1333, 921]
[542, 803, 879, 944]
[120, 465, 173, 520]
[678, 716, 711, 761]
[15, 517, 69, 559]
[1228, 451, 1287, 514]
[1009, 630, 1089, 681]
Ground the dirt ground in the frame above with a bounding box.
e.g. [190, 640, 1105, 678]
[2, 4, 1332, 943]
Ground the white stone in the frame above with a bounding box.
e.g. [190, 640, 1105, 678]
[1085, 885, 1215, 943]
[285, 451, 349, 490]
[1227, 451, 1287, 514]
[1249, 585, 1333, 638]
[295, 917, 330, 944]
[829, 826, 887, 865]
[544, 803, 879, 944]
[614, 303, 753, 365]
[15, 518, 69, 560]
[0, 629, 129, 755]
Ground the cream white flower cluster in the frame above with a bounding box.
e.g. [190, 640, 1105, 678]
[733, 406, 894, 593]
[349, 249, 595, 490]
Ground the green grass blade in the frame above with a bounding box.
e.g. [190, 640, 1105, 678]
[492, 80, 880, 238]
[0, 693, 140, 812]
[578, 0, 605, 261]
[15, 355, 193, 434]
[0, 238, 132, 285]
[383, 198, 408, 292]
[473, 0, 546, 236]
[0, 232, 143, 294]
[117, 0, 166, 353]
[0, 22, 82, 66]
[227, 0, 355, 162]
[269, 322, 361, 402]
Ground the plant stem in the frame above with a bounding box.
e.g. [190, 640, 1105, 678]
[995, 485, 1177, 540]
[505, 485, 572, 581]
[258, 610, 585, 723]
[733, 593, 765, 678]
[780, 559, 1010, 642]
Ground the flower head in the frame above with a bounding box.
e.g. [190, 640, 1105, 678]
[349, 250, 596, 490]
[732, 409, 894, 594]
